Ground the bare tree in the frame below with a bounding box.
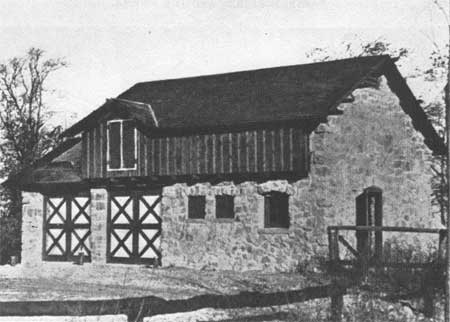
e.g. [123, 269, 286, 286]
[420, 45, 449, 225]
[0, 48, 66, 263]
[305, 38, 409, 64]
[0, 48, 66, 174]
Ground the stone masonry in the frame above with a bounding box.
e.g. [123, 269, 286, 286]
[90, 188, 108, 264]
[21, 192, 44, 267]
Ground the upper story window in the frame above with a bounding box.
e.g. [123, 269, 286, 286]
[107, 119, 137, 171]
[264, 192, 289, 228]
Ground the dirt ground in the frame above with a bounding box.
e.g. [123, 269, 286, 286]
[0, 263, 330, 301]
[1, 264, 433, 321]
[0, 263, 332, 321]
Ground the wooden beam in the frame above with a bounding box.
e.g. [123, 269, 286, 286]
[328, 225, 444, 234]
[338, 235, 359, 258]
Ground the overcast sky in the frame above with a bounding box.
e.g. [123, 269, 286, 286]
[0, 0, 448, 126]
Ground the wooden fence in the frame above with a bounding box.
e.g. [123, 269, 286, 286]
[0, 284, 347, 322]
[327, 225, 446, 275]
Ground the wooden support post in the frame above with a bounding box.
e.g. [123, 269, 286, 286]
[334, 230, 340, 262]
[328, 229, 339, 272]
[440, 230, 446, 264]
[445, 13, 450, 322]
[330, 289, 343, 322]
[328, 228, 333, 261]
[423, 285, 435, 318]
[423, 264, 437, 319]
[361, 236, 370, 282]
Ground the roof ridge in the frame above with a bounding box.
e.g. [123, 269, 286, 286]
[119, 55, 392, 95]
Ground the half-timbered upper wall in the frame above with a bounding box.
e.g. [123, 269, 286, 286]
[81, 121, 310, 180]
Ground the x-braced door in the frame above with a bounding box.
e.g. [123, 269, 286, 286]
[44, 195, 91, 261]
[107, 191, 162, 265]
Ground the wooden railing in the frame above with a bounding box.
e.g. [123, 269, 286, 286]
[327, 226, 446, 275]
[0, 285, 347, 322]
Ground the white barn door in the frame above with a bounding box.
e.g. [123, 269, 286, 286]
[107, 191, 162, 265]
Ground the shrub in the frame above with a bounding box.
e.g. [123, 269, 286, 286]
[0, 214, 21, 264]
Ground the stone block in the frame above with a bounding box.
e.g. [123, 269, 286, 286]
[21, 192, 44, 266]
[257, 180, 295, 195]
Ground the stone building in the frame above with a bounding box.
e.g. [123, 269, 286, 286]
[9, 55, 446, 272]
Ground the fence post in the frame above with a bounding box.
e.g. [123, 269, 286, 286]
[423, 283, 435, 318]
[360, 228, 370, 282]
[334, 230, 340, 263]
[330, 285, 344, 322]
[440, 230, 446, 264]
[328, 228, 339, 272]
[328, 228, 333, 261]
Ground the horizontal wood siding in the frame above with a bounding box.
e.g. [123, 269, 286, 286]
[82, 125, 308, 179]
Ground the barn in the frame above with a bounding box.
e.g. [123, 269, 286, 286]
[10, 55, 446, 272]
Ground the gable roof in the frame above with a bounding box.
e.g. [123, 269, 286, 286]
[62, 55, 444, 155]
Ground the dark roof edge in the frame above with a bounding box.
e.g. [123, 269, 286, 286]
[325, 55, 390, 115]
[381, 60, 446, 155]
[38, 137, 82, 165]
[119, 55, 392, 93]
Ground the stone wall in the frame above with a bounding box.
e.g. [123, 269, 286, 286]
[160, 77, 440, 272]
[161, 181, 304, 271]
[305, 77, 440, 262]
[90, 188, 108, 264]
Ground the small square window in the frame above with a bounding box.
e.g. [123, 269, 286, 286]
[188, 196, 206, 219]
[216, 195, 234, 219]
[264, 192, 289, 228]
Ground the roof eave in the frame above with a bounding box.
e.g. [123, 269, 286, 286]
[381, 60, 446, 155]
[324, 55, 390, 118]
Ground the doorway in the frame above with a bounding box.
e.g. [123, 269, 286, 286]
[107, 190, 162, 265]
[356, 186, 383, 260]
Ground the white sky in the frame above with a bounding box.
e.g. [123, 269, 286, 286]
[0, 0, 448, 127]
